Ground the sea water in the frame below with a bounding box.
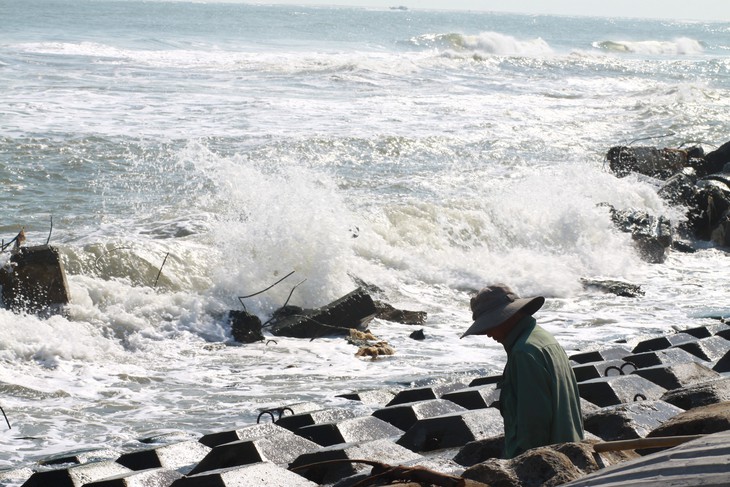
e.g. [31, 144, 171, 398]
[1, 0, 729, 470]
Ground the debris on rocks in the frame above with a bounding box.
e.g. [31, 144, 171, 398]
[348, 329, 395, 359]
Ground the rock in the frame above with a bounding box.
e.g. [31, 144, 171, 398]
[228, 310, 264, 343]
[703, 140, 730, 175]
[606, 146, 688, 179]
[0, 244, 70, 314]
[374, 301, 427, 325]
[583, 400, 684, 441]
[648, 401, 730, 438]
[660, 377, 730, 410]
[608, 207, 672, 263]
[453, 436, 505, 466]
[580, 279, 644, 298]
[268, 287, 377, 338]
[409, 329, 426, 340]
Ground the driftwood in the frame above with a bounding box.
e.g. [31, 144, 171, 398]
[593, 434, 704, 452]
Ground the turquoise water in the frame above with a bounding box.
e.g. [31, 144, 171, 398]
[1, 0, 729, 471]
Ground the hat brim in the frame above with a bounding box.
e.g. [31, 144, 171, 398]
[460, 295, 544, 338]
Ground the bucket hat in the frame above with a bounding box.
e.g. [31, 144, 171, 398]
[460, 284, 544, 338]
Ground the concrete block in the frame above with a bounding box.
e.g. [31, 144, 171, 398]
[115, 440, 210, 474]
[632, 334, 694, 353]
[188, 430, 320, 475]
[622, 348, 703, 369]
[296, 415, 403, 447]
[386, 379, 472, 406]
[289, 438, 421, 485]
[583, 400, 684, 441]
[713, 350, 730, 373]
[21, 461, 131, 487]
[39, 448, 120, 466]
[372, 399, 466, 430]
[673, 336, 730, 362]
[337, 388, 396, 407]
[572, 360, 633, 383]
[171, 462, 317, 486]
[84, 467, 183, 486]
[440, 385, 500, 410]
[631, 362, 721, 390]
[678, 323, 730, 339]
[396, 408, 504, 452]
[275, 407, 357, 433]
[569, 346, 631, 364]
[660, 377, 730, 410]
[578, 375, 666, 407]
[199, 422, 290, 448]
[468, 375, 501, 387]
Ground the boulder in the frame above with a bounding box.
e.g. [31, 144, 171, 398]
[0, 244, 70, 314]
[660, 377, 730, 410]
[374, 301, 427, 325]
[580, 279, 644, 298]
[608, 207, 672, 263]
[648, 401, 730, 438]
[583, 400, 684, 441]
[606, 146, 687, 179]
[228, 310, 264, 343]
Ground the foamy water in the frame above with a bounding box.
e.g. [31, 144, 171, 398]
[1, 0, 730, 472]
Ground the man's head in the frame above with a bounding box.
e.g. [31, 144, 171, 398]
[460, 284, 544, 340]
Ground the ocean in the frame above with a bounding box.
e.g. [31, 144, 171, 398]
[1, 0, 729, 472]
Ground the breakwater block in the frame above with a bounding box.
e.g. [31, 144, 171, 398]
[622, 347, 703, 369]
[171, 462, 317, 486]
[678, 323, 730, 339]
[583, 400, 684, 441]
[386, 379, 473, 406]
[275, 407, 357, 433]
[441, 384, 501, 410]
[569, 346, 632, 364]
[647, 401, 730, 439]
[188, 431, 320, 475]
[632, 362, 721, 390]
[578, 375, 666, 407]
[631, 333, 694, 353]
[289, 438, 421, 485]
[714, 350, 730, 373]
[572, 359, 633, 383]
[84, 467, 183, 486]
[295, 415, 403, 447]
[0, 244, 70, 313]
[674, 336, 729, 362]
[660, 377, 730, 410]
[199, 422, 290, 448]
[39, 448, 120, 466]
[21, 461, 131, 487]
[268, 287, 376, 338]
[372, 398, 466, 430]
[115, 440, 211, 474]
[338, 388, 396, 406]
[469, 375, 502, 387]
[396, 408, 504, 452]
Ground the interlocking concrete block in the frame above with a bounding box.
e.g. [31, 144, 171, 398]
[569, 346, 631, 364]
[296, 415, 403, 447]
[289, 438, 421, 485]
[632, 334, 694, 353]
[678, 323, 730, 339]
[337, 389, 396, 407]
[714, 350, 730, 373]
[171, 462, 317, 486]
[386, 379, 472, 406]
[39, 448, 120, 466]
[115, 440, 211, 474]
[469, 375, 501, 387]
[396, 408, 504, 452]
[622, 348, 703, 369]
[583, 400, 684, 441]
[578, 375, 666, 407]
[572, 360, 633, 383]
[660, 377, 730, 410]
[631, 362, 721, 390]
[372, 399, 466, 430]
[21, 461, 131, 487]
[199, 422, 290, 448]
[440, 385, 500, 410]
[673, 336, 730, 362]
[188, 429, 320, 475]
[84, 467, 183, 486]
[275, 407, 357, 433]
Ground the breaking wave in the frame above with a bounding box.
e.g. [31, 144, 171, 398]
[593, 37, 704, 55]
[410, 31, 553, 57]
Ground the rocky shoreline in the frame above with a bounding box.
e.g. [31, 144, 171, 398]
[1, 320, 729, 487]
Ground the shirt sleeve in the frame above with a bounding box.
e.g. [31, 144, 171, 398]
[507, 349, 553, 456]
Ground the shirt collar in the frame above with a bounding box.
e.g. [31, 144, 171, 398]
[502, 315, 536, 353]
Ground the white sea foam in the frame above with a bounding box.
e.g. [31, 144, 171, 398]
[594, 37, 704, 56]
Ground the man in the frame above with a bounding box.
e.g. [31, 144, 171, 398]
[461, 284, 584, 458]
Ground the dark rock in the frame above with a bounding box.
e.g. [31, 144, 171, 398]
[684, 178, 730, 241]
[608, 208, 672, 263]
[453, 436, 505, 466]
[657, 170, 698, 205]
[578, 375, 666, 407]
[171, 462, 317, 486]
[228, 310, 264, 343]
[372, 399, 466, 431]
[396, 408, 504, 452]
[21, 461, 131, 487]
[511, 447, 586, 486]
[84, 467, 183, 486]
[409, 328, 426, 340]
[580, 279, 644, 298]
[648, 401, 730, 438]
[703, 140, 730, 175]
[631, 362, 721, 390]
[606, 146, 687, 179]
[0, 244, 70, 314]
[289, 438, 421, 485]
[296, 415, 403, 447]
[583, 400, 684, 441]
[115, 440, 210, 474]
[374, 301, 427, 325]
[660, 377, 730, 410]
[268, 288, 377, 339]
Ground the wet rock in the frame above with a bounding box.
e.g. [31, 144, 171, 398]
[660, 377, 730, 410]
[374, 301, 427, 325]
[199, 422, 294, 448]
[703, 140, 730, 175]
[268, 288, 376, 339]
[409, 328, 426, 340]
[396, 408, 504, 452]
[606, 146, 688, 179]
[0, 244, 70, 314]
[228, 310, 264, 343]
[580, 279, 644, 298]
[372, 399, 466, 431]
[39, 448, 120, 466]
[677, 323, 730, 339]
[608, 208, 672, 263]
[583, 400, 684, 441]
[289, 438, 421, 485]
[648, 401, 730, 438]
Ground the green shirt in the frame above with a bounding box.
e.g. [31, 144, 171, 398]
[498, 316, 584, 458]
